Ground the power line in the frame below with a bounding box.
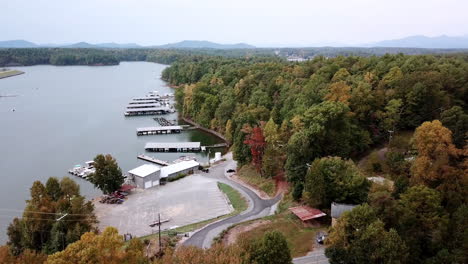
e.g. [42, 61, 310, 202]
[0, 208, 94, 216]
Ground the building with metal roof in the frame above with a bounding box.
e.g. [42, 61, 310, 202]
[128, 164, 161, 189]
[289, 206, 326, 223]
[160, 160, 200, 180]
[331, 202, 357, 226]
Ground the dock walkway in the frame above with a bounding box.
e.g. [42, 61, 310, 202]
[137, 154, 169, 166]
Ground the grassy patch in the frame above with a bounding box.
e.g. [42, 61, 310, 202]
[237, 212, 325, 258]
[238, 165, 276, 197]
[218, 182, 248, 213]
[0, 70, 23, 79]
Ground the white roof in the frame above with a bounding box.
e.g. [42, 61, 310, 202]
[145, 142, 201, 149]
[160, 160, 199, 178]
[137, 126, 183, 132]
[128, 164, 160, 177]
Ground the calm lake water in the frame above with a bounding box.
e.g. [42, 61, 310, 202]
[0, 62, 222, 243]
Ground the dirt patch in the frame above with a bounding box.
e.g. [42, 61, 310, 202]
[275, 171, 289, 196]
[223, 220, 271, 245]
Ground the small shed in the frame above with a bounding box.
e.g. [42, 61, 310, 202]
[331, 202, 357, 226]
[128, 164, 161, 189]
[289, 206, 326, 225]
[160, 160, 199, 180]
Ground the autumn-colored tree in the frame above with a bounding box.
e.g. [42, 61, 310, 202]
[325, 81, 351, 105]
[411, 120, 467, 211]
[154, 244, 247, 264]
[46, 227, 147, 264]
[0, 246, 47, 264]
[244, 126, 266, 174]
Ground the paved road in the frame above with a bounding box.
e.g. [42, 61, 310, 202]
[293, 248, 329, 264]
[184, 153, 282, 248]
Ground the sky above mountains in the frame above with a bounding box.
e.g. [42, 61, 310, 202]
[2, 0, 467, 47]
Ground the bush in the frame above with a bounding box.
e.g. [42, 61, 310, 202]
[168, 173, 188, 182]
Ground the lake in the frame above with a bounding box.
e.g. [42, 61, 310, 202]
[0, 61, 222, 243]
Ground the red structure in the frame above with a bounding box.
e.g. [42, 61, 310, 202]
[289, 206, 326, 222]
[119, 184, 136, 192]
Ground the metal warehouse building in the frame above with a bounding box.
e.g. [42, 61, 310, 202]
[128, 164, 161, 189]
[160, 160, 200, 180]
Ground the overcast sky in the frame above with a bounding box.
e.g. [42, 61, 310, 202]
[1, 0, 467, 46]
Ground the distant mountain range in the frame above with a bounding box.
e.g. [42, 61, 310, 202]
[367, 35, 468, 49]
[0, 40, 255, 49]
[2, 36, 468, 49]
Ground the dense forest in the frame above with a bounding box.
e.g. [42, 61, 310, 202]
[1, 47, 468, 67]
[163, 53, 468, 263]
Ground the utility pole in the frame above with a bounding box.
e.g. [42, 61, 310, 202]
[158, 213, 162, 254]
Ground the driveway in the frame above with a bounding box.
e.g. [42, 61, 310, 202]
[184, 153, 282, 248]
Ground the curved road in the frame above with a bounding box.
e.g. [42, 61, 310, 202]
[184, 153, 282, 248]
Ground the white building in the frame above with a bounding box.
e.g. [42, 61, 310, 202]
[128, 164, 161, 189]
[160, 160, 200, 181]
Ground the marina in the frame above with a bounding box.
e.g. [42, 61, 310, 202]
[145, 142, 202, 152]
[136, 125, 183, 136]
[68, 160, 96, 178]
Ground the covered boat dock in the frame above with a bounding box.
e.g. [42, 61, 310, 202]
[145, 142, 201, 152]
[137, 126, 183, 136]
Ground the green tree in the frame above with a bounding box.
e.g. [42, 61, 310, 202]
[326, 204, 408, 264]
[45, 177, 63, 201]
[303, 157, 370, 208]
[249, 231, 292, 264]
[397, 185, 446, 264]
[89, 154, 124, 194]
[440, 106, 468, 148]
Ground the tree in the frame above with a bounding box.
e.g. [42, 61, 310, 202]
[440, 106, 468, 148]
[88, 154, 124, 194]
[248, 231, 292, 264]
[46, 227, 147, 264]
[411, 120, 467, 211]
[325, 81, 351, 105]
[396, 185, 446, 264]
[45, 177, 63, 201]
[325, 204, 408, 264]
[244, 126, 266, 174]
[303, 157, 370, 208]
[7, 177, 96, 255]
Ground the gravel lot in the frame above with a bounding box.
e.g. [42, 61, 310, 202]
[94, 174, 233, 237]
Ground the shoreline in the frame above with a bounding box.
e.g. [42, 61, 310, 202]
[0, 70, 24, 79]
[181, 117, 231, 146]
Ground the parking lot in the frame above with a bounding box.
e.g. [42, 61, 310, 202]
[94, 174, 233, 237]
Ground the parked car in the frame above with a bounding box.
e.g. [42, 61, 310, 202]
[226, 169, 235, 173]
[316, 232, 328, 244]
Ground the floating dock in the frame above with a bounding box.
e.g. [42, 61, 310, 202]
[154, 117, 175, 126]
[145, 142, 201, 152]
[125, 107, 172, 116]
[137, 126, 183, 136]
[137, 154, 169, 166]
